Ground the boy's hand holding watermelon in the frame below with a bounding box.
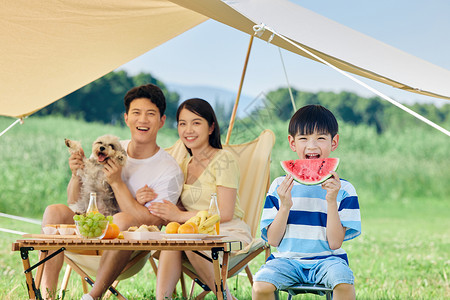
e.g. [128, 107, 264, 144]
[276, 174, 294, 210]
[322, 170, 341, 203]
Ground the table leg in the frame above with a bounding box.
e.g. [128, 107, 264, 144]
[20, 247, 41, 300]
[211, 247, 225, 300]
[221, 252, 230, 286]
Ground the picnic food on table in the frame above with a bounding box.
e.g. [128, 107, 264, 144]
[43, 224, 77, 235]
[43, 224, 59, 235]
[281, 158, 340, 185]
[165, 210, 220, 235]
[165, 222, 181, 234]
[197, 214, 220, 234]
[178, 223, 196, 234]
[103, 223, 120, 239]
[73, 212, 112, 239]
[122, 224, 160, 240]
[127, 224, 160, 232]
[186, 222, 199, 233]
[58, 224, 76, 235]
[207, 193, 220, 234]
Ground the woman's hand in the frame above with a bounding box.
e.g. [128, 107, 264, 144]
[68, 149, 85, 176]
[148, 200, 184, 223]
[136, 185, 158, 205]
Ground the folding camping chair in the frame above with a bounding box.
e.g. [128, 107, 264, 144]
[274, 284, 333, 300]
[151, 129, 275, 299]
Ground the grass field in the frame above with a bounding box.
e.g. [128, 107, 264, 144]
[0, 115, 449, 299]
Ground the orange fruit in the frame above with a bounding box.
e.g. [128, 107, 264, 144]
[102, 223, 120, 239]
[165, 222, 181, 234]
[178, 223, 195, 234]
[185, 222, 199, 234]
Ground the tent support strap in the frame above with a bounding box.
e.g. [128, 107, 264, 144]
[225, 35, 254, 145]
[254, 24, 450, 137]
[0, 118, 23, 137]
[278, 47, 296, 112]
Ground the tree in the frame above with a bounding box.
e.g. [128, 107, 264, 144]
[36, 71, 180, 127]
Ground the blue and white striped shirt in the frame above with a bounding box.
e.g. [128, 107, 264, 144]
[261, 176, 361, 264]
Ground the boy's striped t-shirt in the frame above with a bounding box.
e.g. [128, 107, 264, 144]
[260, 176, 361, 264]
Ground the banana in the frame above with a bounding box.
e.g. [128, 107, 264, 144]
[198, 226, 209, 234]
[196, 210, 208, 225]
[196, 210, 208, 218]
[198, 214, 220, 231]
[199, 226, 216, 235]
[186, 215, 201, 226]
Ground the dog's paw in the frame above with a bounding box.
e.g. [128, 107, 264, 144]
[117, 150, 127, 166]
[65, 138, 82, 154]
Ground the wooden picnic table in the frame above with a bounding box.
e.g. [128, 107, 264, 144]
[12, 237, 242, 300]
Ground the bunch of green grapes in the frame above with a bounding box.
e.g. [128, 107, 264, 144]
[73, 212, 113, 238]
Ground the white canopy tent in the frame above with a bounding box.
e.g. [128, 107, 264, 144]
[1, 0, 449, 132]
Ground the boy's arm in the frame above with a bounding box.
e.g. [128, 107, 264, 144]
[322, 171, 346, 249]
[266, 174, 294, 247]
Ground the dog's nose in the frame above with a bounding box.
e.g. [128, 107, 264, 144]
[100, 146, 105, 151]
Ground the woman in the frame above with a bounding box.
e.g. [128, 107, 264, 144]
[137, 98, 252, 299]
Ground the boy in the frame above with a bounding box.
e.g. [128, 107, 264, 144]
[252, 105, 361, 300]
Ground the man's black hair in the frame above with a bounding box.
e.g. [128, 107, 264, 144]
[124, 84, 166, 116]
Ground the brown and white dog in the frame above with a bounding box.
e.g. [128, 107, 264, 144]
[65, 134, 127, 216]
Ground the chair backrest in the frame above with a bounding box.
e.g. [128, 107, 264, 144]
[166, 129, 275, 238]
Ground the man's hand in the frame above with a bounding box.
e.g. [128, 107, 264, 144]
[103, 159, 123, 186]
[322, 171, 341, 203]
[148, 200, 183, 223]
[277, 174, 294, 210]
[68, 149, 85, 176]
[135, 185, 158, 205]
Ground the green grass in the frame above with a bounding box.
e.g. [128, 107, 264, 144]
[2, 199, 448, 299]
[0, 116, 178, 217]
[1, 115, 449, 299]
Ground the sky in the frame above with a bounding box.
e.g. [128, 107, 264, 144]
[117, 0, 450, 107]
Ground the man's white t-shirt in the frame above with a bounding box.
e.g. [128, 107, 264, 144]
[120, 140, 184, 207]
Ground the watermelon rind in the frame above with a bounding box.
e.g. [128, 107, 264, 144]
[280, 158, 340, 185]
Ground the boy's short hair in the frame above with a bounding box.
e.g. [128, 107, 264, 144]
[289, 104, 338, 137]
[124, 84, 166, 116]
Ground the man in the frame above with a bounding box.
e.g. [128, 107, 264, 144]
[41, 84, 183, 300]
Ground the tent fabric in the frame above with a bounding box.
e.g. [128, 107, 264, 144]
[0, 0, 207, 118]
[207, 0, 450, 100]
[1, 0, 449, 119]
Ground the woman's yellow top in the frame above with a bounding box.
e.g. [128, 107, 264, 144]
[180, 149, 245, 220]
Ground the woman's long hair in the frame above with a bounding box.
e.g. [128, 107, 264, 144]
[176, 98, 222, 155]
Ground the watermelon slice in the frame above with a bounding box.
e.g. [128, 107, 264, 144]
[280, 158, 340, 185]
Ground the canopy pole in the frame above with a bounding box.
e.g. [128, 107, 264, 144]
[225, 34, 254, 145]
[253, 24, 450, 137]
